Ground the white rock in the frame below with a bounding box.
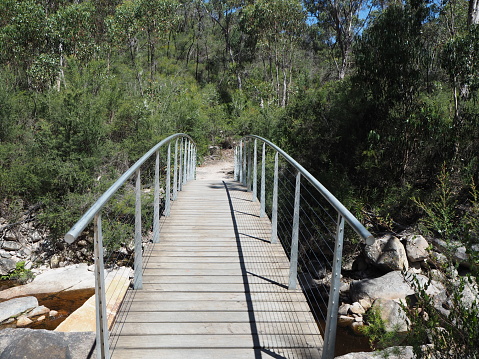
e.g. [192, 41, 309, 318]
[364, 234, 408, 272]
[16, 315, 33, 327]
[405, 235, 429, 262]
[0, 296, 38, 322]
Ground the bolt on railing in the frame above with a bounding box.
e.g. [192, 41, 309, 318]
[234, 135, 374, 359]
[64, 134, 196, 359]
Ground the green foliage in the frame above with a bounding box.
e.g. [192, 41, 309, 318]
[360, 306, 401, 350]
[405, 270, 479, 359]
[0, 261, 34, 284]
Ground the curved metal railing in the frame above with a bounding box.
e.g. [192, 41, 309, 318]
[64, 133, 197, 359]
[234, 135, 374, 359]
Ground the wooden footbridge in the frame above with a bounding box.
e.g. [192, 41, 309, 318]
[64, 134, 373, 359]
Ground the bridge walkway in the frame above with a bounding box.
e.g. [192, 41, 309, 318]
[109, 172, 323, 358]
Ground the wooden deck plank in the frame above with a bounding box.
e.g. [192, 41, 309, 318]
[110, 177, 323, 358]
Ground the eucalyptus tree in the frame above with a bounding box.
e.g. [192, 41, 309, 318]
[304, 0, 370, 79]
[241, 0, 306, 107]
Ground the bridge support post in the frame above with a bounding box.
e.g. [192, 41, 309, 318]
[165, 143, 171, 217]
[253, 139, 257, 201]
[260, 142, 266, 217]
[242, 141, 248, 187]
[134, 169, 143, 290]
[183, 139, 188, 186]
[239, 140, 243, 183]
[173, 139, 178, 200]
[271, 152, 278, 243]
[93, 213, 110, 359]
[153, 151, 160, 243]
[247, 141, 252, 191]
[179, 138, 183, 191]
[288, 172, 301, 290]
[322, 214, 344, 359]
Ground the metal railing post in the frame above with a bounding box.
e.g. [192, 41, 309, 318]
[271, 152, 279, 243]
[183, 139, 187, 186]
[153, 151, 160, 243]
[260, 142, 266, 217]
[134, 169, 143, 290]
[239, 140, 243, 183]
[93, 213, 110, 359]
[173, 139, 178, 200]
[186, 140, 190, 181]
[253, 139, 258, 201]
[288, 172, 301, 290]
[178, 139, 183, 191]
[242, 140, 247, 186]
[165, 143, 171, 217]
[322, 214, 345, 359]
[234, 146, 238, 181]
[247, 141, 252, 191]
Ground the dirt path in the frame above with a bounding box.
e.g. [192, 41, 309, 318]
[195, 158, 234, 181]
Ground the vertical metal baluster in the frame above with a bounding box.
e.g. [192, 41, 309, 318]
[188, 141, 193, 180]
[234, 146, 238, 181]
[153, 151, 160, 243]
[260, 142, 266, 217]
[242, 140, 247, 186]
[183, 139, 187, 185]
[94, 213, 110, 359]
[239, 140, 243, 183]
[165, 143, 171, 217]
[271, 152, 279, 243]
[322, 214, 345, 359]
[185, 140, 190, 182]
[178, 138, 183, 191]
[253, 139, 257, 201]
[247, 141, 252, 191]
[288, 172, 301, 290]
[173, 139, 178, 200]
[134, 169, 143, 290]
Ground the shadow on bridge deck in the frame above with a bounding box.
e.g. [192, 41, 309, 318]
[109, 177, 323, 359]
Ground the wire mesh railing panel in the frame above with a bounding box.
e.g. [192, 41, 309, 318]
[63, 134, 197, 359]
[235, 135, 373, 359]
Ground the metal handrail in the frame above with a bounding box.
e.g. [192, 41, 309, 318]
[234, 135, 374, 359]
[65, 133, 194, 244]
[63, 133, 197, 359]
[243, 135, 374, 243]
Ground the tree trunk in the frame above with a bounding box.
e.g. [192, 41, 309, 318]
[468, 0, 479, 26]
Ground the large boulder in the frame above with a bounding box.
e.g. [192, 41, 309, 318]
[0, 264, 95, 301]
[404, 235, 429, 262]
[371, 298, 409, 334]
[364, 234, 408, 272]
[334, 346, 415, 359]
[350, 271, 415, 302]
[0, 328, 95, 359]
[0, 296, 38, 323]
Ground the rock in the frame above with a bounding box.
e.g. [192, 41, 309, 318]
[350, 271, 416, 302]
[430, 251, 448, 266]
[431, 238, 476, 268]
[338, 303, 351, 315]
[1, 241, 21, 251]
[407, 261, 422, 274]
[27, 305, 50, 318]
[364, 234, 408, 272]
[0, 328, 95, 359]
[36, 315, 46, 322]
[349, 302, 366, 315]
[0, 258, 16, 276]
[16, 315, 33, 327]
[0, 264, 95, 300]
[0, 296, 38, 322]
[350, 321, 366, 335]
[404, 235, 429, 262]
[49, 310, 58, 318]
[338, 315, 354, 327]
[358, 298, 372, 311]
[334, 346, 415, 359]
[50, 254, 61, 268]
[30, 231, 43, 243]
[0, 250, 11, 259]
[372, 298, 409, 333]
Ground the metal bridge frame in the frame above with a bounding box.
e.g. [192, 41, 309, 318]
[64, 133, 373, 359]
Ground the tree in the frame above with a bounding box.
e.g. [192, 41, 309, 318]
[241, 0, 306, 107]
[305, 0, 369, 79]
